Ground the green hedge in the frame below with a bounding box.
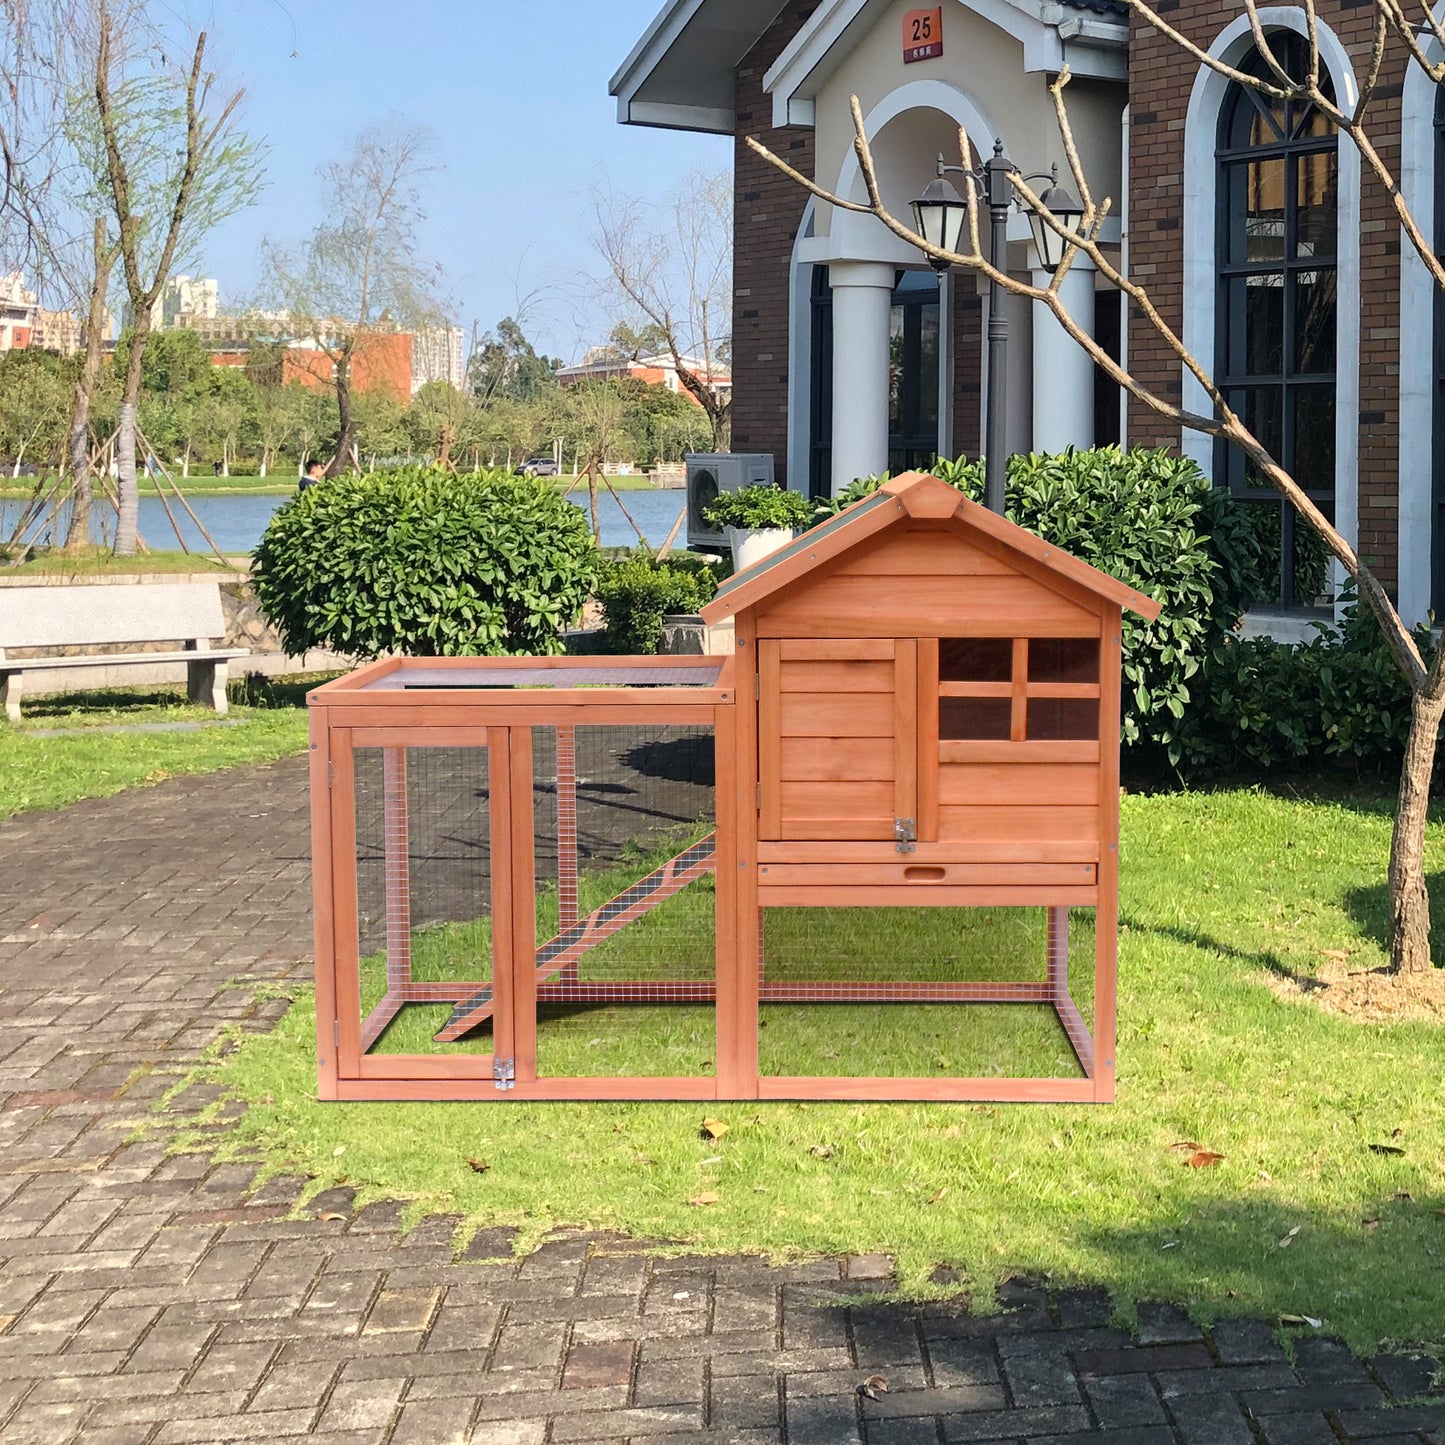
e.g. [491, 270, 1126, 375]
[595, 554, 721, 655]
[1181, 594, 1424, 777]
[816, 448, 1265, 767]
[252, 467, 599, 658]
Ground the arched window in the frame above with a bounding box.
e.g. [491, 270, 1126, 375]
[1216, 35, 1338, 609]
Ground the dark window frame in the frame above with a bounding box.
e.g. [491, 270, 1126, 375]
[1214, 35, 1339, 610]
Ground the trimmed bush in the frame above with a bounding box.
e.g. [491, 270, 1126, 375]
[1182, 593, 1424, 777]
[813, 449, 1265, 766]
[252, 467, 599, 659]
[703, 484, 812, 531]
[596, 555, 721, 655]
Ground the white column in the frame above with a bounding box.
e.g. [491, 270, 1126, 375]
[829, 261, 894, 494]
[1031, 263, 1096, 454]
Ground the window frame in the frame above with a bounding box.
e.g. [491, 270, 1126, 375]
[1213, 35, 1340, 610]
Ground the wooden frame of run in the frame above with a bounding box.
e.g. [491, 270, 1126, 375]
[307, 473, 1159, 1104]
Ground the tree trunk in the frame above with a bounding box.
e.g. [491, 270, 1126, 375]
[328, 352, 355, 479]
[114, 322, 149, 556]
[1388, 688, 1445, 974]
[64, 223, 113, 553]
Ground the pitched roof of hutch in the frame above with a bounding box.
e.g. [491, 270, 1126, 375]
[700, 471, 1162, 624]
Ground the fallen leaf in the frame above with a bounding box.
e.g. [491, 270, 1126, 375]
[467, 1158, 490, 1174]
[318, 1211, 347, 1222]
[700, 1155, 723, 1166]
[688, 1191, 719, 1207]
[927, 1187, 948, 1205]
[1160, 1240, 1181, 1250]
[1187, 1151, 1225, 1169]
[1279, 1225, 1302, 1248]
[858, 1374, 890, 1400]
[331, 1145, 346, 1158]
[1167, 1141, 1204, 1154]
[1257, 1169, 1273, 1182]
[672, 1291, 691, 1301]
[1369, 1143, 1406, 1156]
[808, 1144, 835, 1160]
[1280, 1313, 1324, 1329]
[1318, 948, 1350, 962]
[700, 1118, 730, 1141]
[1361, 1218, 1380, 1232]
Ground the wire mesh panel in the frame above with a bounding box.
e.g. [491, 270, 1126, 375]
[757, 906, 1097, 1080]
[352, 746, 496, 1066]
[528, 723, 718, 1080]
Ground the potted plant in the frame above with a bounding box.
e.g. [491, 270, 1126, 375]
[702, 484, 812, 571]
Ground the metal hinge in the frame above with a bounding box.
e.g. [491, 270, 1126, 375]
[327, 760, 334, 789]
[756, 781, 762, 810]
[894, 817, 917, 855]
[754, 672, 761, 700]
[333, 1019, 340, 1048]
[493, 1058, 516, 1092]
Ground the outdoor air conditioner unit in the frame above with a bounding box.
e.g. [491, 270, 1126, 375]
[686, 453, 776, 552]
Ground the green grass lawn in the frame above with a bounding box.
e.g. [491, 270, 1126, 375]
[185, 786, 1445, 1356]
[0, 680, 314, 821]
[2, 549, 247, 576]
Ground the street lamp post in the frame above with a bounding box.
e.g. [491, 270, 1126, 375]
[913, 144, 1084, 516]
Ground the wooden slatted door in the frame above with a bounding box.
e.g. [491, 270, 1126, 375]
[759, 639, 916, 841]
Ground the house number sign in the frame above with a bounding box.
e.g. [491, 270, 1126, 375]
[904, 7, 944, 62]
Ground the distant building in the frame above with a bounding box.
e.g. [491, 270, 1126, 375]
[33, 309, 82, 355]
[0, 273, 37, 351]
[412, 324, 466, 393]
[282, 333, 415, 405]
[556, 348, 732, 405]
[162, 276, 219, 327]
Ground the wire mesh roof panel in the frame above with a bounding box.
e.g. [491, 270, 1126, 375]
[362, 661, 728, 691]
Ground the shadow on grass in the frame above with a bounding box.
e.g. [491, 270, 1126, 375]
[1342, 871, 1445, 963]
[1065, 1192, 1445, 1354]
[1119, 912, 1314, 988]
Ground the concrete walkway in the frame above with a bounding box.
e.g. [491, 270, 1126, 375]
[0, 759, 1441, 1444]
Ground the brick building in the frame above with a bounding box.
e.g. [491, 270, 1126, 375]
[612, 0, 1432, 623]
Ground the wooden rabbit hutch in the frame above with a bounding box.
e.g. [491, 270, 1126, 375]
[308, 472, 1159, 1103]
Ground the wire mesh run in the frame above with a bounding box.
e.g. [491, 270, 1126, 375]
[354, 746, 495, 1058]
[530, 723, 718, 1078]
[757, 906, 1097, 1079]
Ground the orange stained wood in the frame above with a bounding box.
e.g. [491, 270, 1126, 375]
[936, 804, 1099, 843]
[755, 574, 1101, 639]
[937, 763, 1100, 807]
[757, 838, 1101, 864]
[755, 862, 1097, 887]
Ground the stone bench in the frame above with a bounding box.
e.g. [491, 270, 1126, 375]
[1, 581, 249, 722]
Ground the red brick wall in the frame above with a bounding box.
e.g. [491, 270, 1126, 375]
[282, 332, 415, 405]
[732, 2, 823, 486]
[1127, 5, 1407, 585]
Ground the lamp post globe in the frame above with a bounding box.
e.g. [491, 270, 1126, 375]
[1028, 178, 1085, 272]
[911, 161, 971, 271]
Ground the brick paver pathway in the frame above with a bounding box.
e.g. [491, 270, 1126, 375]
[1, 759, 1441, 1444]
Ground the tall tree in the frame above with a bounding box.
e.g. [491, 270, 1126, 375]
[89, 4, 260, 553]
[468, 316, 559, 403]
[751, 5, 1445, 985]
[592, 169, 733, 450]
[264, 123, 441, 477]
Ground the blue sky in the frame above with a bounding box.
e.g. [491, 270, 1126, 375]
[190, 0, 727, 362]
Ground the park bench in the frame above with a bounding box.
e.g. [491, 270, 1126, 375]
[0, 581, 249, 723]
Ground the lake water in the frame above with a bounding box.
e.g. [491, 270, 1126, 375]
[2, 486, 696, 556]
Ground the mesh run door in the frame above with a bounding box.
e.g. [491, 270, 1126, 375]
[759, 639, 917, 841]
[341, 739, 509, 1083]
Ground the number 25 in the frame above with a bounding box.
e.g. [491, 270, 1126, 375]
[912, 15, 934, 40]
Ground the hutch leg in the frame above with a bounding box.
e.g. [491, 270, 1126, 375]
[1046, 907, 1068, 1001]
[712, 706, 741, 1099]
[309, 709, 341, 1100]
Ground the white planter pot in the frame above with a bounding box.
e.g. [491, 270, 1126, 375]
[727, 526, 794, 572]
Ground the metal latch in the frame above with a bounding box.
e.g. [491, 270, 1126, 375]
[895, 818, 917, 855]
[493, 1058, 516, 1092]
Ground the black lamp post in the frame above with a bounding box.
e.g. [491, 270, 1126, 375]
[913, 145, 1084, 515]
